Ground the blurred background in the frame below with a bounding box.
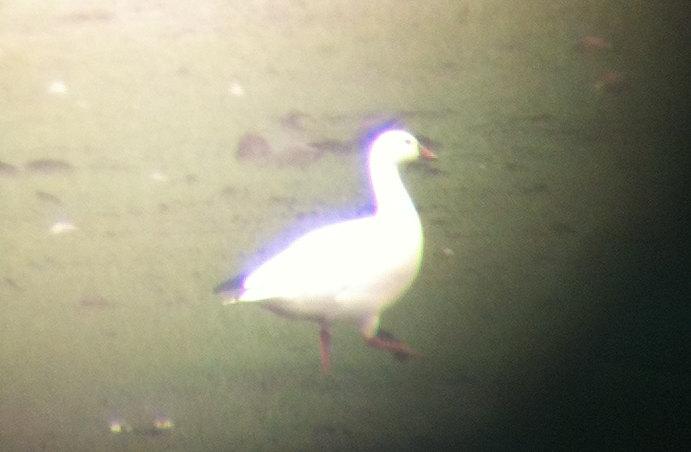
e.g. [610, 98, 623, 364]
[1, 0, 689, 450]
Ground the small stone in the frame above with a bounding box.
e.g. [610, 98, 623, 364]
[47, 79, 68, 95]
[150, 170, 169, 182]
[229, 82, 245, 96]
[49, 220, 77, 235]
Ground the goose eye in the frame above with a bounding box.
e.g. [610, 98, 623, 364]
[404, 139, 412, 145]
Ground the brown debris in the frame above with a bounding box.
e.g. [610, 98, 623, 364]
[575, 36, 613, 51]
[0, 161, 20, 176]
[237, 133, 272, 161]
[25, 158, 74, 173]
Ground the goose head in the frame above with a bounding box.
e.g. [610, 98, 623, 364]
[369, 130, 436, 166]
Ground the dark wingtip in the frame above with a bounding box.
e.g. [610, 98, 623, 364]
[213, 273, 245, 294]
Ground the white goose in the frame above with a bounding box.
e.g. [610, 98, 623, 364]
[214, 130, 435, 373]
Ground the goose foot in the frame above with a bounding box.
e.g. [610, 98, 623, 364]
[366, 329, 421, 362]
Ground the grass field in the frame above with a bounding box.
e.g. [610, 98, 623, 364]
[1, 1, 688, 450]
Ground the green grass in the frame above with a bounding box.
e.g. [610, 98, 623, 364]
[1, 0, 687, 450]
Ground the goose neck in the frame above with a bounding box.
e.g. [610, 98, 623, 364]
[369, 160, 417, 219]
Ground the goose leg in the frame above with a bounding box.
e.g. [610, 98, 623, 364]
[319, 326, 331, 374]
